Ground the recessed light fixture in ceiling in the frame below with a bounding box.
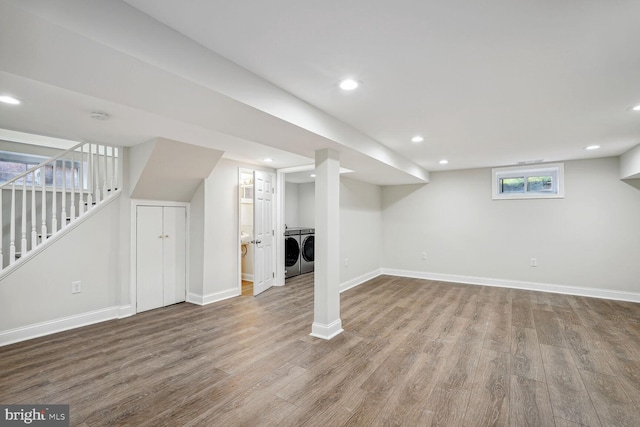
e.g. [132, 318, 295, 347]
[263, 157, 274, 163]
[439, 159, 449, 165]
[632, 105, 640, 111]
[585, 145, 600, 150]
[310, 174, 316, 178]
[411, 136, 424, 143]
[90, 111, 110, 120]
[339, 79, 359, 91]
[0, 95, 21, 105]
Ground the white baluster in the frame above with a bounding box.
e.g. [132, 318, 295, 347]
[41, 166, 47, 242]
[114, 147, 119, 191]
[88, 144, 94, 208]
[94, 144, 101, 204]
[52, 161, 57, 233]
[61, 159, 67, 229]
[31, 171, 37, 250]
[79, 145, 85, 215]
[70, 151, 76, 222]
[21, 179, 27, 255]
[110, 146, 115, 193]
[10, 183, 16, 264]
[103, 144, 108, 198]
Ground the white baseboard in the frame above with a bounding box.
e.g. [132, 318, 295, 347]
[340, 269, 383, 293]
[187, 288, 240, 306]
[310, 319, 344, 340]
[118, 305, 135, 318]
[0, 306, 120, 347]
[382, 268, 640, 303]
[241, 273, 254, 282]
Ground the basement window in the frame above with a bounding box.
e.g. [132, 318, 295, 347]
[0, 151, 84, 188]
[492, 163, 564, 200]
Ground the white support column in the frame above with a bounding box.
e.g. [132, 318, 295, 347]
[310, 149, 343, 340]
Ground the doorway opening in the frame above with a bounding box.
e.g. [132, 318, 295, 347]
[239, 169, 254, 296]
[238, 168, 276, 296]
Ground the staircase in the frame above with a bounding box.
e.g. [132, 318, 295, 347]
[0, 142, 122, 273]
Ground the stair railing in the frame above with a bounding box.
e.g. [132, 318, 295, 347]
[0, 142, 121, 270]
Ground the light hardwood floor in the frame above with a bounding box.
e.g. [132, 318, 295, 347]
[1, 274, 639, 426]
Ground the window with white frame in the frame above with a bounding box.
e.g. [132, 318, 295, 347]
[0, 151, 85, 189]
[492, 163, 564, 200]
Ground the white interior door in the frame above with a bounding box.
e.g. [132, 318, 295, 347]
[253, 171, 274, 295]
[136, 205, 186, 312]
[137, 206, 164, 312]
[163, 206, 186, 306]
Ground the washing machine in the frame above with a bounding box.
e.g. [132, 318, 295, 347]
[284, 229, 301, 278]
[300, 228, 315, 274]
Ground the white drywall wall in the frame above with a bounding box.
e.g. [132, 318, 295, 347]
[381, 157, 640, 293]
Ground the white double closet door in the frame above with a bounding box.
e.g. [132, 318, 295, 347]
[136, 205, 186, 313]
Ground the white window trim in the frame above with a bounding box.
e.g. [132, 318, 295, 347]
[492, 163, 565, 200]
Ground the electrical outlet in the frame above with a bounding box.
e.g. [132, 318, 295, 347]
[530, 258, 537, 267]
[71, 281, 82, 294]
[344, 258, 349, 267]
[421, 251, 428, 260]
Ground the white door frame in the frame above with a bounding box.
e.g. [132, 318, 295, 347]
[130, 199, 190, 313]
[238, 168, 277, 295]
[275, 164, 315, 286]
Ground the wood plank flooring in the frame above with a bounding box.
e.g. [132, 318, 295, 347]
[1, 274, 639, 426]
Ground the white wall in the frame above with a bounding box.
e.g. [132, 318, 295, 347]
[200, 159, 275, 301]
[298, 182, 315, 227]
[620, 143, 640, 179]
[189, 181, 205, 297]
[340, 178, 383, 285]
[284, 181, 299, 227]
[381, 157, 640, 294]
[0, 195, 125, 342]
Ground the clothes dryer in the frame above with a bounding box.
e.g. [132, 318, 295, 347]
[284, 229, 301, 278]
[300, 228, 315, 274]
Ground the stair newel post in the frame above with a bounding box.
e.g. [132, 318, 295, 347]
[87, 144, 93, 209]
[10, 183, 16, 264]
[70, 151, 76, 222]
[51, 161, 57, 233]
[21, 179, 27, 255]
[31, 171, 37, 250]
[61, 159, 67, 229]
[41, 165, 47, 242]
[103, 144, 108, 199]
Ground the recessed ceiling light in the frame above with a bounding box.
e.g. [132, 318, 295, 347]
[310, 174, 316, 178]
[439, 159, 449, 165]
[339, 79, 359, 91]
[632, 105, 640, 111]
[585, 145, 600, 150]
[263, 157, 274, 162]
[0, 95, 21, 105]
[411, 136, 424, 143]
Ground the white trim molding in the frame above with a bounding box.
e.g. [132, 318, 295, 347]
[383, 268, 640, 303]
[340, 269, 383, 293]
[187, 288, 239, 306]
[310, 319, 344, 340]
[241, 273, 254, 282]
[0, 306, 120, 347]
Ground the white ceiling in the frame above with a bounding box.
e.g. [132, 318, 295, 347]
[122, 0, 640, 169]
[2, 0, 640, 185]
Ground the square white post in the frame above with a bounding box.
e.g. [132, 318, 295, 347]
[310, 149, 343, 339]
